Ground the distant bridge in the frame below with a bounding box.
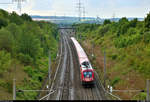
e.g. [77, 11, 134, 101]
[58, 27, 75, 29]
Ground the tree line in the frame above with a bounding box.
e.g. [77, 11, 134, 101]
[0, 9, 59, 99]
[74, 12, 150, 100]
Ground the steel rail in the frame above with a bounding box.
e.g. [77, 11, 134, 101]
[47, 33, 64, 100]
[58, 31, 73, 100]
[39, 90, 56, 100]
[94, 72, 121, 100]
[18, 90, 53, 92]
[56, 31, 68, 100]
[39, 33, 63, 100]
[65, 33, 75, 100]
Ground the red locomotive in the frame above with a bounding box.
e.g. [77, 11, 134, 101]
[71, 37, 95, 85]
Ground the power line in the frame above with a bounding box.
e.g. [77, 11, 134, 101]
[76, 0, 83, 21]
[83, 6, 86, 21]
[112, 12, 116, 22]
[96, 15, 102, 24]
[0, 0, 13, 4]
[0, 3, 13, 4]
[0, 0, 26, 15]
[12, 0, 26, 14]
[82, 0, 88, 22]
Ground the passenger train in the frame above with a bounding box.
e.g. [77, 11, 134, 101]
[71, 37, 95, 86]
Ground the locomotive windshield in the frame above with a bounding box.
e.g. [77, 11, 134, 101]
[81, 61, 91, 69]
[83, 71, 92, 78]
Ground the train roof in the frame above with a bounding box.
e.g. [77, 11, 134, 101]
[81, 64, 93, 70]
[71, 37, 93, 71]
[71, 37, 88, 61]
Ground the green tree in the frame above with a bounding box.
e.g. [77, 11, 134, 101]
[117, 17, 129, 36]
[0, 17, 8, 29]
[144, 12, 150, 31]
[21, 13, 32, 22]
[96, 25, 110, 36]
[9, 11, 23, 25]
[119, 17, 128, 23]
[6, 23, 21, 39]
[0, 9, 9, 18]
[103, 19, 111, 25]
[129, 18, 138, 28]
[17, 23, 42, 62]
[0, 28, 14, 52]
[0, 51, 11, 75]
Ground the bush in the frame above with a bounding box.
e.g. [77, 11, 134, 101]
[75, 12, 150, 100]
[0, 79, 5, 87]
[9, 11, 23, 25]
[143, 32, 150, 43]
[0, 51, 11, 75]
[144, 12, 150, 31]
[17, 25, 41, 61]
[133, 92, 147, 100]
[17, 53, 33, 65]
[129, 18, 138, 28]
[138, 60, 150, 75]
[0, 28, 14, 52]
[21, 13, 32, 22]
[96, 25, 110, 37]
[5, 81, 12, 93]
[110, 54, 118, 60]
[127, 28, 137, 35]
[24, 66, 34, 77]
[0, 79, 12, 93]
[0, 17, 8, 28]
[111, 77, 121, 87]
[0, 9, 59, 100]
[117, 23, 130, 36]
[117, 17, 130, 36]
[114, 34, 141, 48]
[6, 23, 21, 40]
[0, 9, 9, 18]
[103, 19, 111, 25]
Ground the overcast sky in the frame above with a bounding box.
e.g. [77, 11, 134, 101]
[0, 0, 150, 18]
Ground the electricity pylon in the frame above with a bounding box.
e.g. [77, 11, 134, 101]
[12, 0, 26, 14]
[76, 0, 83, 21]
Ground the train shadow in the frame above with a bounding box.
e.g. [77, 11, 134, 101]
[82, 84, 95, 88]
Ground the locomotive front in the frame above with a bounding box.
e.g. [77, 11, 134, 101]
[80, 61, 95, 85]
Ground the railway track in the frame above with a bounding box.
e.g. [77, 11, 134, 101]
[69, 32, 105, 100]
[56, 31, 75, 100]
[44, 29, 107, 100]
[46, 29, 75, 100]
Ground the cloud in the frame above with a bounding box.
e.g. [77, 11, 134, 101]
[21, 0, 52, 16]
[0, 0, 150, 17]
[21, 0, 75, 16]
[5, 4, 15, 13]
[50, 0, 75, 16]
[84, 0, 150, 18]
[21, 0, 36, 14]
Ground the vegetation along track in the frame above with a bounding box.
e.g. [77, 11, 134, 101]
[47, 29, 107, 100]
